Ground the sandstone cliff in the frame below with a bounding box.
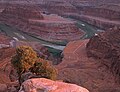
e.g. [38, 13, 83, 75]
[86, 28, 120, 82]
[57, 39, 120, 92]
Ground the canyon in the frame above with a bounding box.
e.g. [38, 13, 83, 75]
[0, 4, 84, 44]
[0, 0, 120, 92]
[1, 28, 120, 92]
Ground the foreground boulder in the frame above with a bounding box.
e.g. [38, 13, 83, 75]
[19, 78, 89, 92]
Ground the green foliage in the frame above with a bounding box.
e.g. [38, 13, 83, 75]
[11, 46, 38, 75]
[30, 58, 57, 80]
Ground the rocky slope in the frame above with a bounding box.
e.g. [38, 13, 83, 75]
[0, 43, 18, 91]
[56, 39, 120, 92]
[86, 27, 120, 82]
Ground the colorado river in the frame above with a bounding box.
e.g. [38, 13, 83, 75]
[66, 16, 103, 39]
[0, 17, 101, 51]
[0, 23, 65, 50]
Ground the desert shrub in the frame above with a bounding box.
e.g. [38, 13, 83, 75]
[11, 46, 38, 75]
[11, 46, 57, 80]
[30, 58, 57, 80]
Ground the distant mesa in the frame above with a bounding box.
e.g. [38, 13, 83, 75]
[1, 6, 44, 20]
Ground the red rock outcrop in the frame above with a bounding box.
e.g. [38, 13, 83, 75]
[57, 39, 120, 92]
[86, 28, 120, 81]
[19, 78, 89, 92]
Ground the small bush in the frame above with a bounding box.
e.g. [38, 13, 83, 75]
[30, 58, 57, 80]
[11, 46, 38, 75]
[11, 46, 57, 80]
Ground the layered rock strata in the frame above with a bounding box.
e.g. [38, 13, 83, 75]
[86, 28, 120, 82]
[29, 18, 84, 42]
[0, 6, 84, 42]
[1, 6, 44, 20]
[57, 39, 120, 92]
